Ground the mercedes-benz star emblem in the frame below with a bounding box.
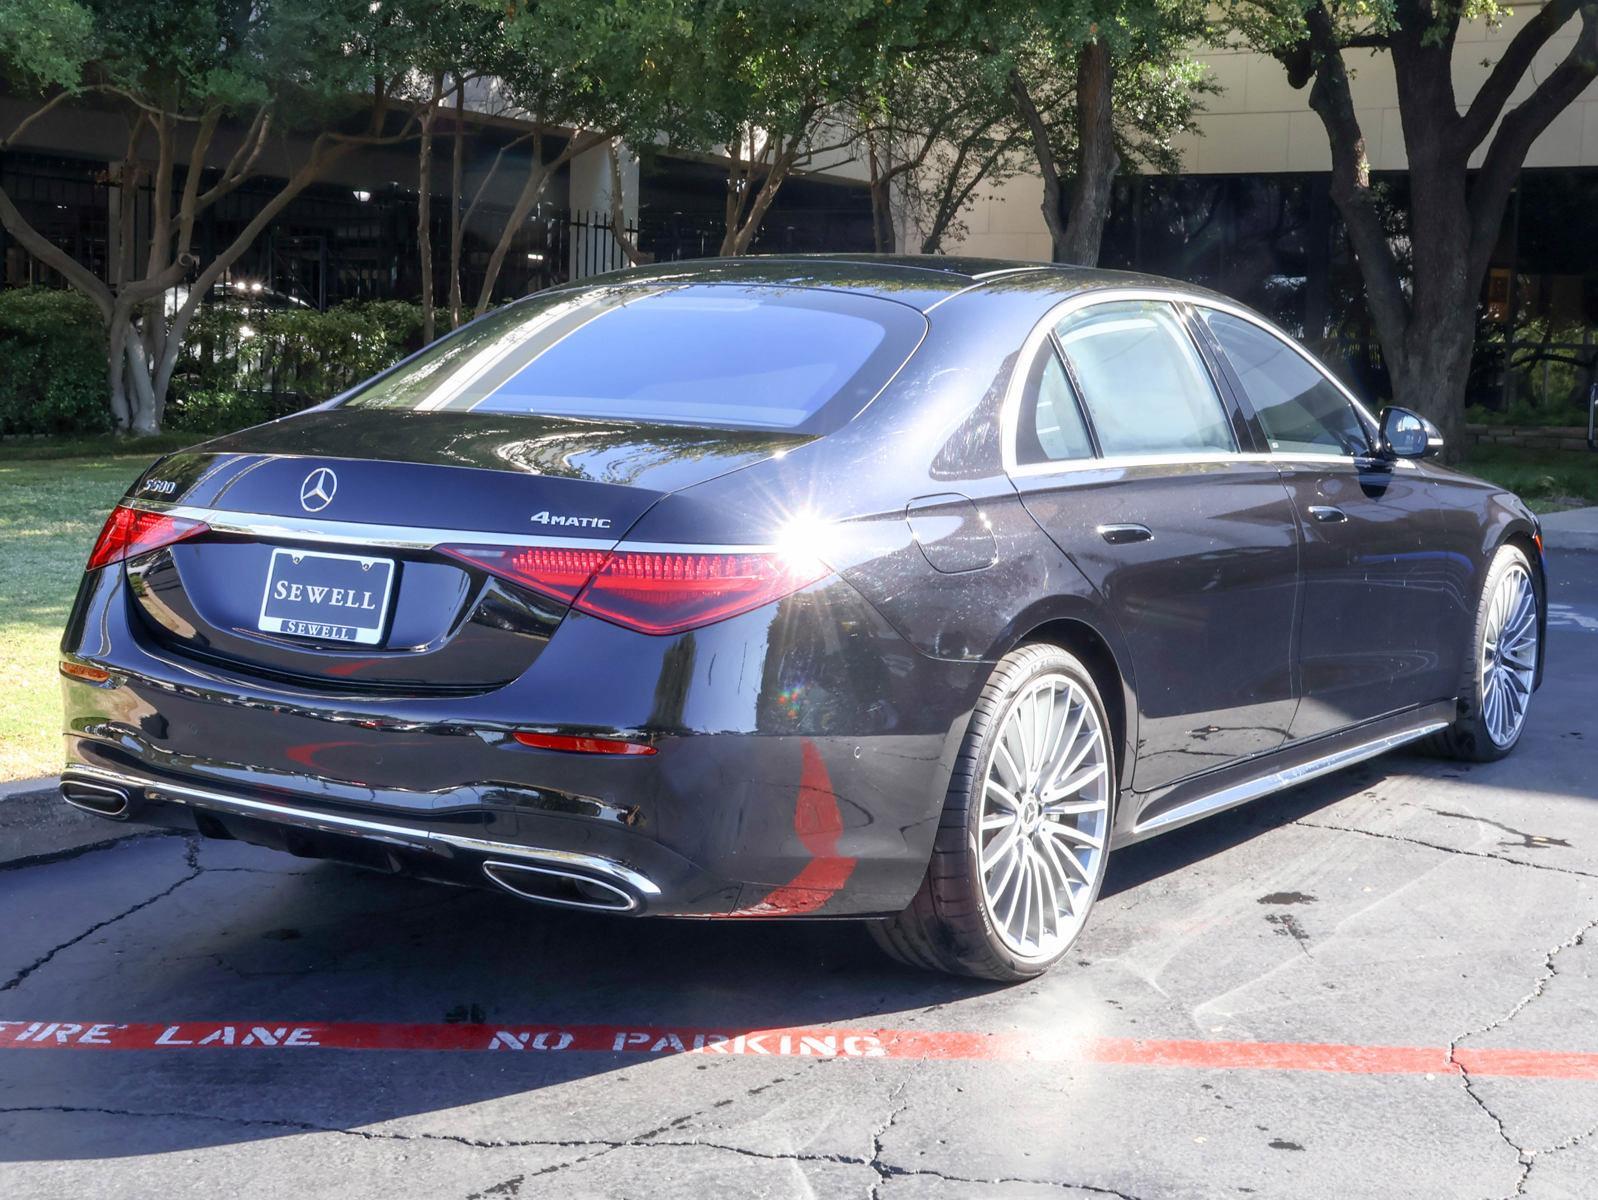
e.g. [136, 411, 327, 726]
[299, 467, 338, 513]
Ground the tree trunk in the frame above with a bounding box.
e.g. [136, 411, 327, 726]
[869, 178, 896, 253]
[1057, 41, 1119, 267]
[474, 158, 550, 315]
[448, 81, 466, 330]
[1008, 70, 1068, 260]
[1391, 313, 1476, 455]
[106, 310, 133, 432]
[418, 75, 442, 344]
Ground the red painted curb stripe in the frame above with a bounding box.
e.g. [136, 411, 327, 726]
[3, 1020, 1597, 1079]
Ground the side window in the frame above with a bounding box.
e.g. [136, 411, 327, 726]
[1054, 301, 1235, 457]
[1016, 345, 1095, 465]
[1202, 310, 1370, 457]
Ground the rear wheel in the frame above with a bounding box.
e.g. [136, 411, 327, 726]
[871, 644, 1115, 981]
[1429, 543, 1540, 762]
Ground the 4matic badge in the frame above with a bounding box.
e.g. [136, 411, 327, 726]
[531, 510, 612, 529]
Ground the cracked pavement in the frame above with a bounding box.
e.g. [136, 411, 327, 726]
[2, 549, 1596, 1199]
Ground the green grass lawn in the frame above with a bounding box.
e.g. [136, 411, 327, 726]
[0, 454, 156, 780]
[1457, 444, 1598, 513]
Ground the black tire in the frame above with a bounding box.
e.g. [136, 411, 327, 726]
[870, 643, 1116, 982]
[1425, 541, 1540, 763]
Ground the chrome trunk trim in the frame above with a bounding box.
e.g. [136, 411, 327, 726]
[123, 499, 619, 552]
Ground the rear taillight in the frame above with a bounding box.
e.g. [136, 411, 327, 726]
[438, 543, 829, 635]
[577, 550, 828, 635]
[86, 505, 209, 571]
[437, 545, 608, 603]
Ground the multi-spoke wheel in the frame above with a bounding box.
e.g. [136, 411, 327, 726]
[1479, 561, 1538, 749]
[871, 643, 1116, 980]
[1430, 542, 1541, 762]
[978, 673, 1110, 960]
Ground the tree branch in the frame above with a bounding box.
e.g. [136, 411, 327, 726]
[1456, 0, 1584, 154]
[0, 88, 78, 148]
[1468, 4, 1598, 281]
[1009, 67, 1067, 256]
[0, 185, 114, 315]
[1299, 3, 1410, 364]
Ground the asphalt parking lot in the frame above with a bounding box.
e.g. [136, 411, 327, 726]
[2, 549, 1595, 1200]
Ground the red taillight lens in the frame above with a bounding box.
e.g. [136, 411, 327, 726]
[85, 505, 209, 572]
[440, 542, 830, 635]
[574, 550, 829, 635]
[438, 544, 608, 603]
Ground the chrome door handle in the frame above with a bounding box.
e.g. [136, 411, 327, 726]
[1307, 505, 1347, 523]
[1098, 523, 1153, 545]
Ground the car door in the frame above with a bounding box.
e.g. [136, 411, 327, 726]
[1195, 307, 1455, 740]
[1007, 296, 1301, 793]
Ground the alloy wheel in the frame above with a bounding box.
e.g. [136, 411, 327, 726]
[978, 672, 1111, 959]
[1480, 562, 1538, 748]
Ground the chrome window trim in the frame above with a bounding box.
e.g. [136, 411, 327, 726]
[1189, 301, 1384, 439]
[1000, 288, 1387, 481]
[62, 764, 662, 898]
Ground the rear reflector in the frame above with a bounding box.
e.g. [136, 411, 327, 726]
[60, 660, 111, 684]
[512, 731, 657, 756]
[86, 505, 208, 571]
[439, 543, 829, 635]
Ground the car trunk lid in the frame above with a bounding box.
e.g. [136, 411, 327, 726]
[122, 410, 809, 693]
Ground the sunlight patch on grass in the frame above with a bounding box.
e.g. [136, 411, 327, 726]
[0, 456, 153, 780]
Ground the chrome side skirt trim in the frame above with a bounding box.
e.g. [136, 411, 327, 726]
[1131, 720, 1449, 836]
[61, 765, 662, 898]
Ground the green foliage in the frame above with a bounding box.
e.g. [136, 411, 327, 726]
[168, 300, 425, 433]
[0, 287, 111, 437]
[0, 0, 93, 90]
[0, 0, 403, 118]
[671, 0, 925, 150]
[491, 0, 688, 140]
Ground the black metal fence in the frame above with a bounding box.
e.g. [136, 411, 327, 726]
[1, 154, 875, 315]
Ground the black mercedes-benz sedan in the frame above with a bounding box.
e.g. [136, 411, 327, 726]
[59, 257, 1545, 980]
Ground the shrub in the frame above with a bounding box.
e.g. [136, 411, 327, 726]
[0, 287, 111, 437]
[169, 299, 424, 433]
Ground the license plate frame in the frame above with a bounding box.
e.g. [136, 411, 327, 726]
[256, 547, 396, 646]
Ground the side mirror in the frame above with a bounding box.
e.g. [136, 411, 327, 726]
[1379, 406, 1443, 459]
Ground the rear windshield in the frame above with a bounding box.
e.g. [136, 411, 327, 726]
[340, 283, 926, 432]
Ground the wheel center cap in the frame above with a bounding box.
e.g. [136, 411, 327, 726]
[1021, 797, 1042, 835]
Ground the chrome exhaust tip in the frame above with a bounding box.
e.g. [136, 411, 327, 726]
[60, 779, 132, 820]
[482, 860, 640, 913]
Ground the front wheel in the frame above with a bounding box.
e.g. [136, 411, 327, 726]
[1430, 542, 1541, 762]
[871, 644, 1115, 981]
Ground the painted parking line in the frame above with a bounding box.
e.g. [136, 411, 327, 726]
[3, 1019, 1597, 1080]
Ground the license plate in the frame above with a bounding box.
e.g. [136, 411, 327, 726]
[257, 548, 395, 645]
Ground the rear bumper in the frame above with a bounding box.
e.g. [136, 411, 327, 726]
[60, 568, 989, 918]
[61, 762, 672, 913]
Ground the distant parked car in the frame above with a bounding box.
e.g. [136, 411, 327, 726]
[60, 257, 1545, 980]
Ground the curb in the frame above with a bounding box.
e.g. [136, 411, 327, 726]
[0, 776, 149, 868]
[1540, 507, 1598, 554]
[0, 774, 57, 799]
